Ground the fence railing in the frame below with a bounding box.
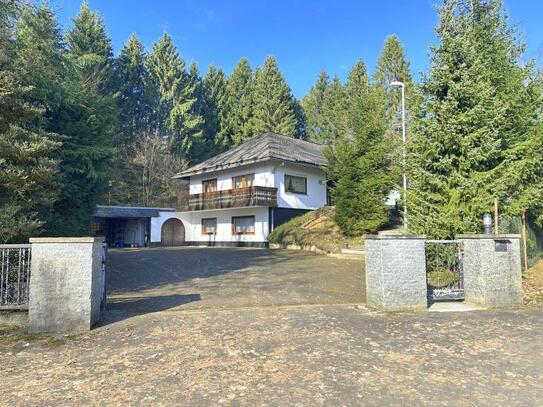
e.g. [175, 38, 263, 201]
[177, 186, 278, 211]
[0, 244, 31, 310]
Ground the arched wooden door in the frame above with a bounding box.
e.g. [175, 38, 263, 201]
[161, 218, 185, 246]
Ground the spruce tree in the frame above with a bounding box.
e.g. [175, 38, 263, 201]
[17, 2, 116, 235]
[0, 1, 61, 242]
[221, 57, 254, 146]
[407, 0, 543, 238]
[109, 34, 153, 204]
[302, 70, 331, 144]
[251, 56, 297, 137]
[146, 33, 204, 159]
[202, 65, 228, 154]
[66, 1, 113, 88]
[374, 34, 412, 132]
[326, 61, 397, 235]
[114, 33, 152, 144]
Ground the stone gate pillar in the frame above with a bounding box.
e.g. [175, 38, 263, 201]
[364, 234, 427, 312]
[28, 237, 105, 333]
[458, 235, 523, 308]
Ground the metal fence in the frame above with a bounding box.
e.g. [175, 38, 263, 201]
[425, 240, 464, 301]
[0, 244, 31, 309]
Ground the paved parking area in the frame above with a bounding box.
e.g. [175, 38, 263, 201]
[106, 247, 364, 317]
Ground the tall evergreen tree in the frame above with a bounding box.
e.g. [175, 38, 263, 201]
[0, 1, 61, 242]
[66, 1, 112, 88]
[16, 2, 116, 235]
[109, 33, 153, 205]
[374, 34, 412, 132]
[326, 60, 397, 235]
[202, 64, 228, 154]
[407, 0, 543, 238]
[302, 71, 331, 144]
[251, 56, 297, 138]
[302, 71, 347, 145]
[221, 57, 254, 146]
[146, 33, 204, 159]
[374, 35, 411, 87]
[114, 33, 152, 143]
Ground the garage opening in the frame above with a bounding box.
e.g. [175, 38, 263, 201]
[91, 206, 175, 248]
[161, 218, 185, 246]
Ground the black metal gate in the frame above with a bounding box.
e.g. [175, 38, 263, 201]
[425, 240, 464, 301]
[0, 244, 31, 309]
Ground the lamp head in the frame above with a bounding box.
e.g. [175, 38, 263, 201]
[390, 81, 404, 87]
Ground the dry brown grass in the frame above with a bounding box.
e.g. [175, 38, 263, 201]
[523, 260, 543, 307]
[268, 207, 363, 254]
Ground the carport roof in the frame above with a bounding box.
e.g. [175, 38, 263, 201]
[93, 205, 175, 219]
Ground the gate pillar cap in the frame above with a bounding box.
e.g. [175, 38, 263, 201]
[29, 237, 104, 243]
[456, 234, 521, 240]
[364, 234, 426, 240]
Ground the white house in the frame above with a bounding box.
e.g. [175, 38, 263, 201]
[147, 132, 329, 247]
[91, 133, 328, 247]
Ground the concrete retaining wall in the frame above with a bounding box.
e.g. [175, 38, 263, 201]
[28, 237, 104, 333]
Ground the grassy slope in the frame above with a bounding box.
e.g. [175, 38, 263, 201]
[524, 260, 543, 307]
[268, 207, 363, 254]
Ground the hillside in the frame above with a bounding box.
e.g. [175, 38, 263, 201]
[268, 207, 364, 254]
[524, 261, 543, 307]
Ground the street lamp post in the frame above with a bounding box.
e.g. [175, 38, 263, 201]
[390, 81, 407, 230]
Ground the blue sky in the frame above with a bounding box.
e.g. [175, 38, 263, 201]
[51, 0, 543, 98]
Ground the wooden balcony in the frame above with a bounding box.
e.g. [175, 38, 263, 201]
[177, 186, 278, 211]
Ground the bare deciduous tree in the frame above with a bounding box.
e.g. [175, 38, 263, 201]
[132, 134, 188, 207]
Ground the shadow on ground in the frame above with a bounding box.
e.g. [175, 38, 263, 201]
[104, 247, 364, 323]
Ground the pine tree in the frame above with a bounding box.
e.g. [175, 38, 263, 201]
[251, 56, 297, 138]
[202, 65, 228, 154]
[0, 1, 61, 242]
[326, 60, 397, 235]
[407, 0, 543, 238]
[146, 33, 204, 159]
[221, 57, 254, 146]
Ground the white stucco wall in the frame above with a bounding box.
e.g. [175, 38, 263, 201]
[274, 163, 327, 209]
[186, 161, 327, 210]
[188, 163, 275, 194]
[151, 207, 269, 244]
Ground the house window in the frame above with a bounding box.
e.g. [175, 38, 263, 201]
[201, 218, 217, 235]
[232, 174, 254, 189]
[202, 179, 217, 193]
[232, 216, 255, 235]
[284, 174, 307, 194]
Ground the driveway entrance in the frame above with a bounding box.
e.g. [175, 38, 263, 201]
[106, 247, 364, 315]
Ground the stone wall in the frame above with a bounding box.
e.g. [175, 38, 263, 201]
[459, 235, 523, 308]
[28, 237, 104, 333]
[364, 235, 427, 312]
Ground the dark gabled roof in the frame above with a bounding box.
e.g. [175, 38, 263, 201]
[92, 205, 175, 219]
[174, 132, 326, 178]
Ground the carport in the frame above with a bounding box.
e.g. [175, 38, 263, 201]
[91, 206, 174, 248]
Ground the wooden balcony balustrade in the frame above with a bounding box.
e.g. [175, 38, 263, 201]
[177, 186, 278, 211]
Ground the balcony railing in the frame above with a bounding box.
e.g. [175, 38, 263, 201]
[177, 186, 278, 211]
